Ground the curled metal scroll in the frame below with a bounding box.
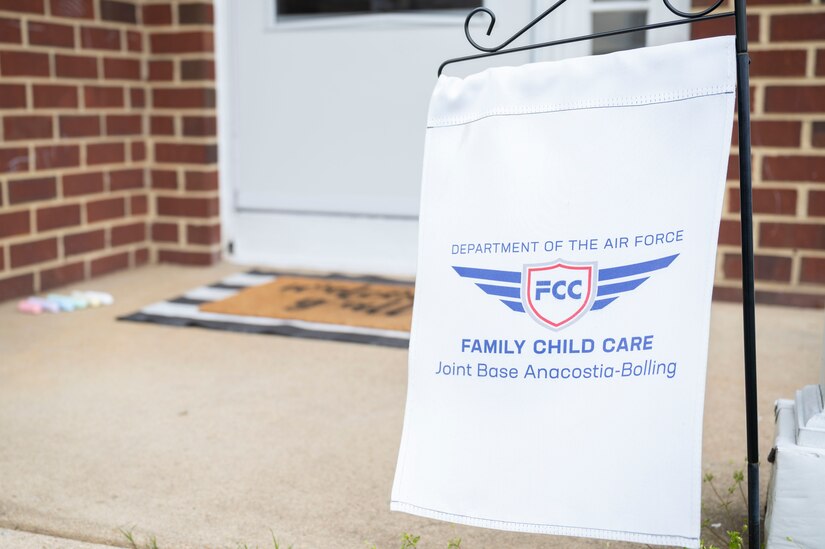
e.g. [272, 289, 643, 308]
[464, 0, 728, 55]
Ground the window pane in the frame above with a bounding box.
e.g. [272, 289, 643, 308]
[591, 11, 646, 55]
[278, 0, 480, 16]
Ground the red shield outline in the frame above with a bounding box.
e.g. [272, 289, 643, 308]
[522, 260, 597, 330]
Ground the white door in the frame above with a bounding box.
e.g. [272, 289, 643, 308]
[217, 0, 533, 276]
[217, 0, 689, 276]
[531, 0, 690, 62]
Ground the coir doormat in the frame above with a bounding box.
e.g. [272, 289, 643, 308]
[118, 270, 413, 348]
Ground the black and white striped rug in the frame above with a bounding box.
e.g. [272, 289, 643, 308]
[118, 270, 412, 348]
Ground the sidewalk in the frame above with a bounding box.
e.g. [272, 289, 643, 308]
[0, 263, 822, 549]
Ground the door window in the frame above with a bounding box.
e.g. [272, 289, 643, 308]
[277, 0, 481, 17]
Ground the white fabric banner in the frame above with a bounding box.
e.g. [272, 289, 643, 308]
[392, 36, 736, 548]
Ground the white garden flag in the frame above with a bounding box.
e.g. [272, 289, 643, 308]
[391, 36, 736, 547]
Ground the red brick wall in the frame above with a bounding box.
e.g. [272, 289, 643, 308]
[0, 0, 219, 302]
[694, 0, 825, 307]
[144, 0, 220, 266]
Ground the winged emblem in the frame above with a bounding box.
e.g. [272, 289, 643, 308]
[453, 254, 679, 330]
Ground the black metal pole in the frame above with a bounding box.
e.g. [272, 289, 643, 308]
[733, 0, 760, 546]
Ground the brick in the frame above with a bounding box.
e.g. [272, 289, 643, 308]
[0, 50, 49, 76]
[149, 60, 173, 80]
[732, 120, 801, 148]
[180, 59, 214, 81]
[151, 169, 177, 189]
[50, 0, 94, 18]
[84, 85, 124, 108]
[150, 31, 213, 54]
[747, 0, 808, 4]
[59, 115, 101, 138]
[0, 247, 4, 271]
[109, 168, 143, 190]
[0, 17, 21, 43]
[813, 122, 825, 148]
[182, 116, 216, 136]
[0, 0, 44, 14]
[111, 221, 146, 246]
[126, 30, 141, 52]
[718, 219, 741, 246]
[692, 15, 759, 42]
[90, 251, 129, 277]
[151, 222, 178, 242]
[81, 26, 121, 50]
[100, 0, 136, 23]
[87, 197, 125, 223]
[0, 84, 26, 108]
[0, 273, 34, 302]
[33, 84, 79, 109]
[0, 147, 28, 173]
[28, 21, 74, 48]
[723, 253, 792, 282]
[64, 228, 105, 255]
[749, 50, 807, 77]
[0, 210, 30, 238]
[727, 155, 738, 181]
[728, 187, 797, 215]
[129, 194, 149, 215]
[130, 87, 145, 108]
[87, 142, 125, 165]
[131, 141, 146, 161]
[771, 13, 825, 42]
[179, 3, 213, 24]
[765, 86, 825, 113]
[155, 143, 217, 164]
[10, 237, 57, 268]
[35, 145, 80, 169]
[185, 170, 218, 191]
[134, 247, 149, 265]
[760, 222, 825, 250]
[158, 249, 219, 265]
[55, 54, 98, 79]
[142, 4, 173, 25]
[187, 223, 220, 245]
[156, 196, 218, 217]
[151, 115, 174, 135]
[800, 257, 825, 285]
[103, 57, 141, 80]
[152, 87, 216, 109]
[63, 171, 104, 196]
[130, 194, 148, 215]
[3, 115, 52, 140]
[818, 50, 825, 76]
[36, 203, 81, 231]
[40, 262, 85, 291]
[763, 156, 825, 183]
[8, 176, 56, 204]
[809, 190, 825, 216]
[106, 114, 142, 135]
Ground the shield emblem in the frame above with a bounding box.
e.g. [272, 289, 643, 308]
[522, 260, 597, 330]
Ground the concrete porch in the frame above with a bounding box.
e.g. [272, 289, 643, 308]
[0, 263, 822, 549]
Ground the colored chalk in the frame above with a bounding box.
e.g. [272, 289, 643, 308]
[28, 297, 61, 313]
[46, 294, 76, 312]
[83, 291, 114, 305]
[17, 299, 43, 314]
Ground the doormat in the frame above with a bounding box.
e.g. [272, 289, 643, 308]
[118, 270, 413, 348]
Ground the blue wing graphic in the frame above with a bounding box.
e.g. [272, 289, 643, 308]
[452, 254, 679, 314]
[451, 266, 525, 312]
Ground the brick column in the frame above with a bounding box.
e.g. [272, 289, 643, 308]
[144, 0, 220, 266]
